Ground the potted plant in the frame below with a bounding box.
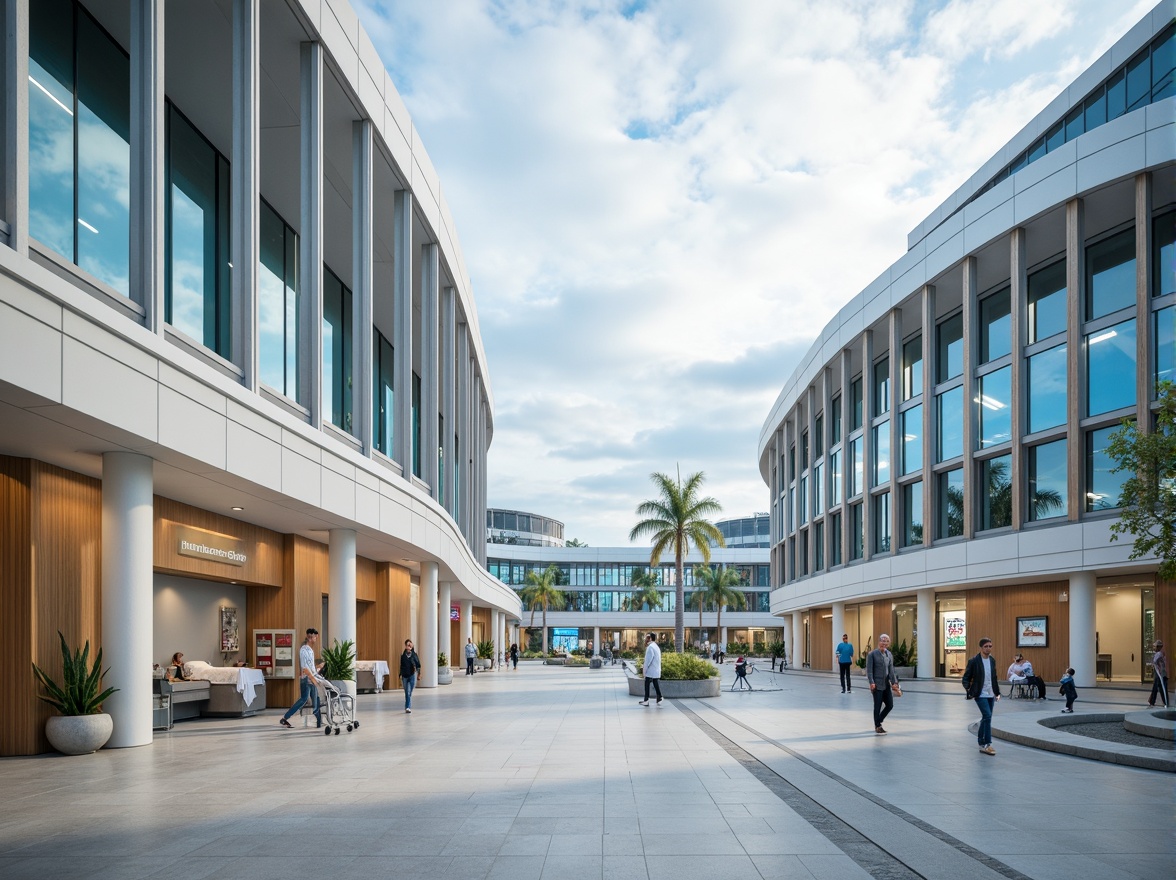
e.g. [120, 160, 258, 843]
[891, 638, 917, 680]
[32, 632, 118, 755]
[475, 639, 494, 669]
[321, 638, 356, 697]
[766, 639, 787, 670]
[437, 652, 452, 685]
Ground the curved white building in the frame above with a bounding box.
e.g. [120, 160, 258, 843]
[758, 4, 1174, 687]
[0, 0, 518, 755]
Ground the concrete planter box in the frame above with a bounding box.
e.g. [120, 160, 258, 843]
[627, 677, 721, 698]
[437, 667, 453, 685]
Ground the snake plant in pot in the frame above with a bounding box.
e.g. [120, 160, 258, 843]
[31, 632, 119, 755]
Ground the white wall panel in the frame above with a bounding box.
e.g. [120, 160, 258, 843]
[62, 338, 158, 442]
[0, 300, 62, 402]
[158, 387, 227, 469]
[226, 421, 282, 490]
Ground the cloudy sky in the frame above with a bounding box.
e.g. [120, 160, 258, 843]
[353, 0, 1153, 547]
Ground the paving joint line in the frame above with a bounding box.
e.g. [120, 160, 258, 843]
[683, 699, 1035, 880]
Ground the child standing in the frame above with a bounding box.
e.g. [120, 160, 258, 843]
[1059, 667, 1078, 713]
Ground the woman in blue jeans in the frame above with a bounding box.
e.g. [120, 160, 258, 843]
[400, 639, 421, 714]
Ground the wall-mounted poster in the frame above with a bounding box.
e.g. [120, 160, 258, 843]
[1016, 616, 1048, 648]
[220, 606, 239, 652]
[451, 605, 460, 621]
[944, 613, 967, 649]
[255, 629, 296, 678]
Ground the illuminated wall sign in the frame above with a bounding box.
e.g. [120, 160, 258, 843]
[176, 525, 247, 567]
[450, 605, 460, 621]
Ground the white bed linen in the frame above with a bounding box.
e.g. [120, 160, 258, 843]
[184, 662, 265, 704]
[355, 660, 390, 691]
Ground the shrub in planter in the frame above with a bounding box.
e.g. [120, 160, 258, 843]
[32, 632, 119, 755]
[321, 638, 356, 681]
[637, 652, 718, 681]
[476, 640, 494, 660]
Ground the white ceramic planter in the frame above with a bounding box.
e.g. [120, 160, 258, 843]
[437, 667, 453, 685]
[45, 713, 113, 755]
[330, 679, 357, 698]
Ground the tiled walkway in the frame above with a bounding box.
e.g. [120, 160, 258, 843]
[0, 663, 1171, 879]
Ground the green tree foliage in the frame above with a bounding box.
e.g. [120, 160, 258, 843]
[625, 568, 663, 611]
[692, 564, 746, 639]
[1107, 382, 1176, 580]
[630, 469, 724, 651]
[565, 538, 588, 547]
[520, 564, 567, 654]
[944, 458, 1063, 533]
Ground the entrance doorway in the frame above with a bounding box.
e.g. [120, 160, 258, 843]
[937, 594, 967, 678]
[1095, 577, 1156, 683]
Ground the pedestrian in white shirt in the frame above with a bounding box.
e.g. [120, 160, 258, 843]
[639, 632, 663, 706]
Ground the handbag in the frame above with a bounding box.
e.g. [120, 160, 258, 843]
[891, 682, 903, 697]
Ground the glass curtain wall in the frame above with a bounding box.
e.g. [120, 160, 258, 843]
[373, 330, 394, 457]
[258, 201, 299, 399]
[323, 267, 353, 433]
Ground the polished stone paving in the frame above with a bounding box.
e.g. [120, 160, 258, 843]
[1, 663, 1171, 879]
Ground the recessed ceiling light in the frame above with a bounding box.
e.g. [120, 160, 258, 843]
[231, 506, 244, 511]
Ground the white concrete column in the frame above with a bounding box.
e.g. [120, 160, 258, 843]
[916, 588, 935, 680]
[492, 610, 502, 669]
[792, 611, 804, 668]
[418, 562, 438, 687]
[831, 602, 846, 668]
[421, 243, 440, 496]
[130, 0, 164, 331]
[231, 0, 259, 390]
[460, 599, 473, 648]
[299, 40, 323, 423]
[593, 626, 601, 656]
[780, 616, 793, 667]
[438, 581, 452, 667]
[352, 118, 374, 452]
[393, 190, 413, 473]
[101, 453, 154, 749]
[327, 529, 356, 695]
[4, 0, 29, 255]
[1069, 571, 1097, 687]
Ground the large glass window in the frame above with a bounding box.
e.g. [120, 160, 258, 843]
[814, 414, 824, 458]
[29, 0, 131, 297]
[323, 267, 353, 433]
[979, 454, 1013, 530]
[812, 462, 823, 516]
[1027, 439, 1067, 521]
[1156, 211, 1175, 299]
[872, 422, 889, 485]
[978, 366, 1012, 448]
[831, 395, 843, 443]
[979, 288, 1011, 363]
[258, 201, 299, 398]
[849, 436, 863, 497]
[373, 330, 394, 458]
[1156, 307, 1174, 391]
[937, 313, 964, 382]
[1086, 426, 1129, 511]
[1086, 229, 1135, 321]
[798, 475, 808, 525]
[831, 511, 843, 566]
[902, 481, 923, 547]
[873, 492, 891, 554]
[873, 358, 890, 416]
[814, 521, 824, 572]
[902, 337, 922, 401]
[800, 431, 809, 469]
[851, 378, 863, 430]
[901, 405, 922, 476]
[1086, 319, 1136, 415]
[1028, 260, 1067, 343]
[830, 449, 842, 505]
[412, 372, 422, 477]
[938, 468, 964, 539]
[166, 105, 231, 357]
[1027, 344, 1067, 433]
[850, 503, 863, 561]
[937, 386, 963, 461]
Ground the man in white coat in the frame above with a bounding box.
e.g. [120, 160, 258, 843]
[639, 632, 663, 706]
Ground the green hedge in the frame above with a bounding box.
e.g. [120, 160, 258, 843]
[638, 652, 718, 681]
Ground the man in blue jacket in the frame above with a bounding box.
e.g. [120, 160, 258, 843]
[835, 633, 855, 693]
[961, 637, 1001, 756]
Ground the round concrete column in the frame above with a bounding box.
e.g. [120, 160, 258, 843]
[419, 562, 438, 687]
[460, 599, 473, 648]
[1069, 571, 1097, 687]
[593, 626, 600, 656]
[328, 529, 356, 695]
[780, 616, 793, 667]
[831, 602, 846, 669]
[438, 581, 452, 668]
[916, 589, 935, 680]
[101, 452, 154, 749]
[491, 609, 501, 668]
[792, 611, 805, 667]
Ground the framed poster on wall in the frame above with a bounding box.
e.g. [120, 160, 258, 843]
[254, 629, 296, 678]
[1016, 616, 1047, 648]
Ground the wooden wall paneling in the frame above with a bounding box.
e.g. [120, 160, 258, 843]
[810, 608, 832, 670]
[472, 606, 490, 643]
[872, 600, 892, 650]
[450, 621, 460, 665]
[355, 556, 386, 661]
[1002, 581, 1069, 680]
[388, 565, 412, 687]
[356, 556, 378, 602]
[154, 496, 284, 586]
[1, 457, 34, 756]
[1156, 576, 1173, 659]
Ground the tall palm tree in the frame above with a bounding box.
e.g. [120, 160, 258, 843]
[630, 469, 724, 651]
[520, 564, 566, 654]
[693, 564, 746, 642]
[627, 569, 663, 612]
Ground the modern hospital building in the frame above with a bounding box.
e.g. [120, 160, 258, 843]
[759, 3, 1174, 687]
[0, 0, 519, 756]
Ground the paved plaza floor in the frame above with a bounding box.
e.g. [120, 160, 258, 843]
[1, 662, 1171, 880]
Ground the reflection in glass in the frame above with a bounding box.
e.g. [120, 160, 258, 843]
[1086, 319, 1136, 415]
[937, 386, 963, 461]
[258, 202, 299, 398]
[903, 481, 923, 547]
[374, 330, 394, 457]
[1156, 211, 1175, 298]
[323, 267, 353, 433]
[814, 521, 824, 572]
[1028, 259, 1066, 343]
[1027, 344, 1067, 433]
[851, 378, 863, 430]
[1027, 439, 1067, 521]
[938, 468, 964, 538]
[872, 421, 889, 485]
[937, 313, 963, 382]
[851, 503, 863, 560]
[1085, 229, 1135, 320]
[979, 288, 1011, 363]
[832, 395, 843, 443]
[28, 40, 76, 260]
[873, 359, 890, 416]
[830, 449, 842, 505]
[812, 462, 823, 517]
[873, 492, 891, 554]
[1086, 425, 1129, 511]
[978, 366, 1011, 448]
[1156, 306, 1174, 392]
[902, 336, 922, 400]
[798, 475, 808, 525]
[831, 511, 842, 566]
[979, 454, 1013, 530]
[850, 436, 863, 497]
[901, 405, 922, 476]
[814, 414, 824, 457]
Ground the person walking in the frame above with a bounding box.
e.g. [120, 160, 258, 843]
[464, 637, 477, 675]
[638, 632, 663, 706]
[510, 643, 519, 669]
[1059, 667, 1078, 713]
[279, 628, 324, 729]
[962, 637, 1001, 755]
[866, 633, 898, 734]
[835, 633, 855, 693]
[400, 639, 421, 714]
[1148, 640, 1168, 708]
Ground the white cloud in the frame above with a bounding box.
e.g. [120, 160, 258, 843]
[354, 0, 1149, 545]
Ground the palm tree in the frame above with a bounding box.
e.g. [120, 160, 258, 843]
[630, 469, 724, 651]
[520, 564, 566, 654]
[944, 459, 1063, 534]
[628, 569, 663, 612]
[693, 564, 746, 643]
